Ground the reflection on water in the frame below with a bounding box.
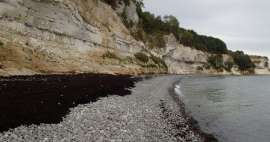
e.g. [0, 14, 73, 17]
[180, 76, 270, 142]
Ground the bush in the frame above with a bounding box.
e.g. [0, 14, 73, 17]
[121, 11, 134, 28]
[232, 51, 254, 71]
[102, 51, 120, 60]
[196, 66, 203, 71]
[203, 64, 211, 70]
[0, 41, 3, 48]
[102, 0, 130, 9]
[132, 27, 145, 42]
[136, 2, 228, 54]
[179, 29, 228, 54]
[224, 61, 234, 71]
[265, 62, 269, 68]
[122, 56, 133, 63]
[135, 52, 149, 63]
[150, 55, 167, 68]
[207, 55, 224, 69]
[148, 33, 166, 48]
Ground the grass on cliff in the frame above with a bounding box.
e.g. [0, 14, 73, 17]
[150, 55, 167, 68]
[0, 41, 4, 48]
[134, 52, 149, 63]
[134, 52, 168, 70]
[102, 51, 120, 60]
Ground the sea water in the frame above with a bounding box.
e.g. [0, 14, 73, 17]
[179, 76, 270, 142]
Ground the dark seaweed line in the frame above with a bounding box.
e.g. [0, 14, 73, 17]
[0, 73, 141, 132]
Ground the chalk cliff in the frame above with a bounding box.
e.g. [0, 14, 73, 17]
[0, 0, 163, 76]
[0, 0, 269, 76]
[250, 56, 270, 74]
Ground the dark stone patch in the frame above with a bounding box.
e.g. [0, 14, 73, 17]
[0, 74, 140, 132]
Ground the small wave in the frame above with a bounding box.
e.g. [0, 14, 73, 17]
[174, 82, 184, 98]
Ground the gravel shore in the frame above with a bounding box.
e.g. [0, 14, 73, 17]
[0, 75, 213, 142]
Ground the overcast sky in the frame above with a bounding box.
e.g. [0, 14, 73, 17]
[144, 0, 270, 58]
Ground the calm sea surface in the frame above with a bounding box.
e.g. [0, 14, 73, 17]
[180, 76, 270, 142]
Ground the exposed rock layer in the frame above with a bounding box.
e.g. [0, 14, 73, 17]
[0, 0, 269, 76]
[0, 0, 154, 76]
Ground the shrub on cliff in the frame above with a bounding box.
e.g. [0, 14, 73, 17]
[121, 11, 134, 28]
[196, 66, 204, 71]
[150, 55, 167, 68]
[135, 52, 149, 63]
[232, 51, 255, 71]
[138, 12, 179, 38]
[135, 1, 228, 54]
[224, 61, 234, 71]
[102, 51, 120, 60]
[265, 62, 269, 68]
[0, 41, 3, 48]
[207, 55, 224, 69]
[102, 0, 131, 9]
[147, 33, 166, 48]
[179, 30, 228, 54]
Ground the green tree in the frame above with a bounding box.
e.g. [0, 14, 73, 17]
[135, 0, 228, 54]
[164, 15, 179, 30]
[208, 55, 224, 69]
[232, 51, 254, 71]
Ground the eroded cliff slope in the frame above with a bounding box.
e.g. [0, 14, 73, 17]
[0, 0, 269, 76]
[0, 0, 166, 76]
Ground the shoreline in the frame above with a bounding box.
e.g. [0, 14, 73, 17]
[0, 74, 217, 141]
[1, 70, 270, 78]
[170, 79, 219, 142]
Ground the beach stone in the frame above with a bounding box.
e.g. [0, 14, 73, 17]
[0, 76, 204, 141]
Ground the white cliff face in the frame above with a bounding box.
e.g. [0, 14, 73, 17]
[161, 35, 209, 74]
[0, 0, 269, 76]
[250, 56, 269, 69]
[164, 46, 209, 74]
[250, 56, 270, 74]
[0, 0, 150, 76]
[160, 35, 270, 75]
[1, 0, 103, 48]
